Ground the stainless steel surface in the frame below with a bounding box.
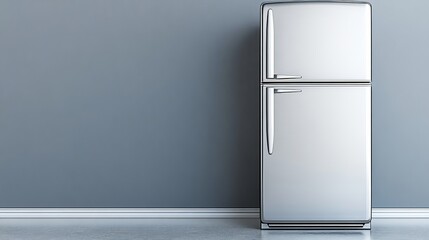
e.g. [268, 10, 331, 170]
[261, 84, 371, 222]
[260, 1, 372, 229]
[261, 2, 371, 82]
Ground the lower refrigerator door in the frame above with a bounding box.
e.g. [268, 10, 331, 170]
[260, 84, 371, 228]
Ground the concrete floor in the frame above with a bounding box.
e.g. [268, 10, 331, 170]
[0, 218, 427, 240]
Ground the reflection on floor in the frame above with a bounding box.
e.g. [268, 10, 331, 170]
[0, 218, 428, 239]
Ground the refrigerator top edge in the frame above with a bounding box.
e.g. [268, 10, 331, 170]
[260, 1, 371, 83]
[261, 1, 372, 8]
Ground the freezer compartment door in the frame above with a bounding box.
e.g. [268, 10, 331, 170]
[261, 2, 371, 82]
[261, 84, 371, 222]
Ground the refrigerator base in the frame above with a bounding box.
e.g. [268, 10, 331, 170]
[260, 222, 371, 230]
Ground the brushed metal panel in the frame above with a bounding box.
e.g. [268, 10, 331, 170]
[261, 2, 371, 82]
[261, 84, 371, 222]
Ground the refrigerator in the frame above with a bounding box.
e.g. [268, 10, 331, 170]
[260, 2, 372, 230]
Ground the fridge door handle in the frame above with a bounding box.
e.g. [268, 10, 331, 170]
[266, 88, 302, 155]
[266, 9, 302, 80]
[275, 89, 302, 94]
[266, 88, 275, 155]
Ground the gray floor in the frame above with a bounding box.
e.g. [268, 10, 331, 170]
[0, 218, 427, 240]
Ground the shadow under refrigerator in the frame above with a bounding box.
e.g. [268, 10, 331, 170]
[260, 2, 372, 230]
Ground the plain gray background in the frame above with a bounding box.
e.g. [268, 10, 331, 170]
[0, 0, 426, 207]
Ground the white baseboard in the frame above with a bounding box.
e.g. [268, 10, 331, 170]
[0, 208, 427, 219]
[0, 208, 259, 219]
[372, 208, 429, 219]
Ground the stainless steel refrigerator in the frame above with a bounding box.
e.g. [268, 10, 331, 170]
[260, 2, 372, 230]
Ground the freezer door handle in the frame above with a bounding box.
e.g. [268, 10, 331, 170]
[266, 88, 302, 155]
[266, 9, 302, 80]
[266, 9, 275, 79]
[273, 74, 302, 79]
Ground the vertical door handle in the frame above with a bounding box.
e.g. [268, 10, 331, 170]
[266, 9, 275, 79]
[266, 9, 302, 80]
[266, 88, 274, 155]
[266, 88, 302, 155]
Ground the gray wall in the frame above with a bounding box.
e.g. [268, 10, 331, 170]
[0, 0, 427, 207]
[371, 0, 429, 207]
